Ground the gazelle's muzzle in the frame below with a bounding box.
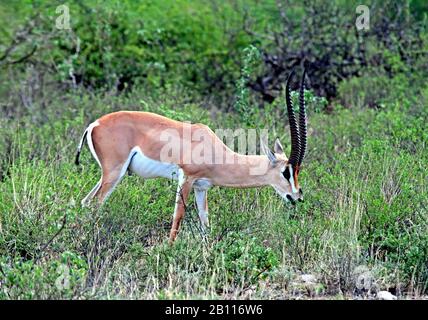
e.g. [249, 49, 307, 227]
[285, 188, 304, 205]
[286, 194, 296, 205]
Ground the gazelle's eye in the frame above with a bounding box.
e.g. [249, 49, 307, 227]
[283, 167, 291, 180]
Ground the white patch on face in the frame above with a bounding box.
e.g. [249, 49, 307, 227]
[280, 164, 298, 194]
[287, 165, 298, 193]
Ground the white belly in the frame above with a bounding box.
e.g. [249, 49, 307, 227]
[129, 147, 180, 180]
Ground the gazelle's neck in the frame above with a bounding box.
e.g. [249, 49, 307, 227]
[212, 153, 272, 188]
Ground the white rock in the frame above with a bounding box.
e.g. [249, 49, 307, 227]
[377, 291, 397, 300]
[300, 274, 317, 284]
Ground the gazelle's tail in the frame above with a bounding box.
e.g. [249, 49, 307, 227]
[75, 121, 101, 167]
[75, 128, 89, 165]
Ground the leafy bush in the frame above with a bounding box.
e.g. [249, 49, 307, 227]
[213, 232, 279, 286]
[0, 252, 87, 299]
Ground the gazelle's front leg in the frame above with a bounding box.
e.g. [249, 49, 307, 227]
[194, 188, 209, 231]
[169, 170, 193, 243]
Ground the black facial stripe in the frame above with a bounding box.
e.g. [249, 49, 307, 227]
[283, 167, 291, 180]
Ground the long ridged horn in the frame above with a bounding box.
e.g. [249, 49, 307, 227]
[285, 70, 300, 166]
[298, 68, 307, 166]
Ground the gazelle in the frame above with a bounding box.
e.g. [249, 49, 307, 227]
[75, 70, 308, 243]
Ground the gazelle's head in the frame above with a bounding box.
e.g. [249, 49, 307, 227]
[262, 69, 307, 205]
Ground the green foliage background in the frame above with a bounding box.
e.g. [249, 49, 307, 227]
[0, 0, 427, 299]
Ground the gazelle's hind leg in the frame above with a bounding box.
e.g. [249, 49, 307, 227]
[81, 179, 101, 207]
[80, 122, 137, 207]
[94, 150, 138, 204]
[94, 167, 125, 204]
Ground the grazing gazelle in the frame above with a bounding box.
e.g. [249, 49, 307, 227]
[75, 70, 308, 243]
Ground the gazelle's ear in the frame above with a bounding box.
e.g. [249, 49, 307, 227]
[274, 138, 285, 155]
[261, 140, 277, 165]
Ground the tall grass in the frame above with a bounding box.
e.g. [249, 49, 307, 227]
[1, 82, 427, 299]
